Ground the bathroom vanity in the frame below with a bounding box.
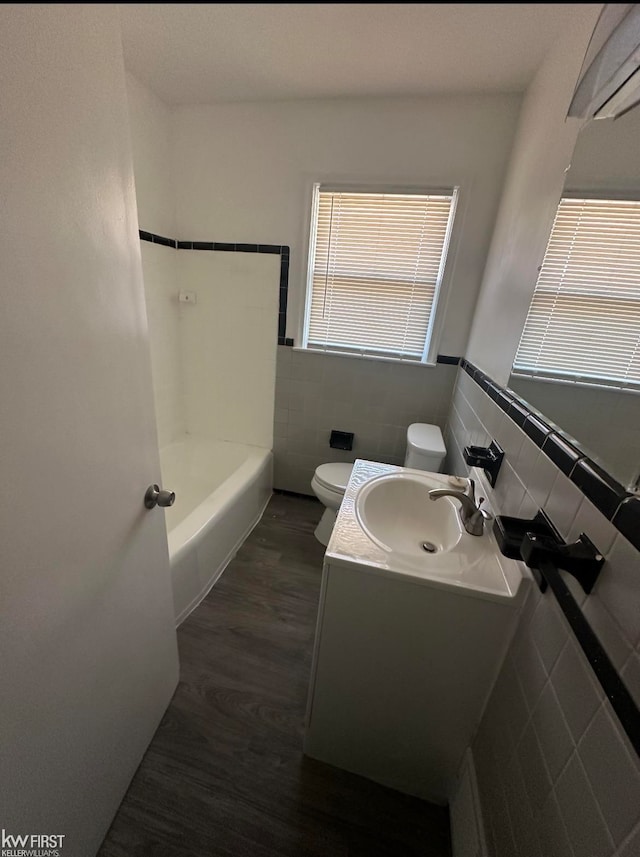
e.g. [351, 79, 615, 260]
[304, 459, 528, 804]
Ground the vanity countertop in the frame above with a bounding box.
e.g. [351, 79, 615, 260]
[326, 458, 528, 604]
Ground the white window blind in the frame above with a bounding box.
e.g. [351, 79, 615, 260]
[304, 186, 457, 361]
[514, 197, 640, 388]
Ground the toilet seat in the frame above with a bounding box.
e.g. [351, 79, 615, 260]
[314, 462, 353, 494]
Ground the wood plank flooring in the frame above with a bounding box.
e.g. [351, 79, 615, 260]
[98, 492, 451, 857]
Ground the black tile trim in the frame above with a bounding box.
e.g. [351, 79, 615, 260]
[612, 497, 640, 551]
[542, 432, 585, 477]
[476, 373, 493, 394]
[490, 385, 514, 412]
[139, 229, 291, 345]
[436, 355, 461, 365]
[538, 558, 640, 759]
[571, 459, 628, 520]
[138, 230, 176, 248]
[461, 359, 634, 532]
[507, 400, 529, 428]
[523, 414, 551, 447]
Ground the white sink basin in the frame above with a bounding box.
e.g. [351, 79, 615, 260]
[329, 460, 525, 602]
[355, 471, 462, 554]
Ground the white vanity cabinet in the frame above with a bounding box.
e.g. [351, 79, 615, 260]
[303, 459, 527, 805]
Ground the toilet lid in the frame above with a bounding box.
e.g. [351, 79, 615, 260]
[407, 423, 446, 455]
[315, 462, 354, 493]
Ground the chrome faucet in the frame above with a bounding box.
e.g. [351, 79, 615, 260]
[428, 478, 492, 536]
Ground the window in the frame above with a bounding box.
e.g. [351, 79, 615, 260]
[302, 185, 458, 362]
[513, 196, 640, 388]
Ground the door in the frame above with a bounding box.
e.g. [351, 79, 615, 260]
[0, 7, 179, 856]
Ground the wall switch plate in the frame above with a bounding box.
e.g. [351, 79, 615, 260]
[179, 290, 197, 304]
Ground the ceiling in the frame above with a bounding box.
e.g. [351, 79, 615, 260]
[119, 3, 598, 106]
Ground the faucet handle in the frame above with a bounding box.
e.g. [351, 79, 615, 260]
[467, 478, 476, 502]
[477, 497, 493, 521]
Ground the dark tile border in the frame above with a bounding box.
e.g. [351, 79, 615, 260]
[571, 459, 630, 520]
[612, 497, 640, 551]
[541, 432, 584, 477]
[507, 400, 529, 428]
[464, 358, 640, 758]
[523, 414, 551, 447]
[139, 229, 290, 345]
[539, 559, 640, 759]
[139, 230, 177, 248]
[436, 355, 461, 365]
[460, 359, 633, 531]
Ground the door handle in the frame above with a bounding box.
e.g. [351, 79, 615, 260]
[144, 484, 176, 509]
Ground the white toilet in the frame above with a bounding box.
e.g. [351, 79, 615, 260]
[310, 423, 447, 546]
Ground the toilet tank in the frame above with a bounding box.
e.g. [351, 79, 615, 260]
[404, 423, 446, 472]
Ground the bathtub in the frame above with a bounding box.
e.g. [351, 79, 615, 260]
[159, 436, 272, 625]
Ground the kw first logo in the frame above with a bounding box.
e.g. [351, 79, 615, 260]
[1, 830, 65, 857]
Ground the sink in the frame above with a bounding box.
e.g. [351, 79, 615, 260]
[329, 459, 525, 602]
[355, 471, 462, 555]
[306, 459, 527, 805]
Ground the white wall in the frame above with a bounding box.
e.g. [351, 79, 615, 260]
[126, 71, 175, 236]
[465, 9, 602, 384]
[180, 250, 280, 447]
[127, 74, 279, 451]
[566, 100, 640, 194]
[126, 74, 187, 449]
[173, 95, 521, 356]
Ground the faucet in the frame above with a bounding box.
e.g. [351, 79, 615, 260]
[428, 478, 492, 536]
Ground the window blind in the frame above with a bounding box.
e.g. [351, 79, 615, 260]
[305, 187, 457, 360]
[513, 197, 640, 387]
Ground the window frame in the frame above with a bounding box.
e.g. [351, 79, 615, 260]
[299, 182, 459, 366]
[512, 190, 640, 392]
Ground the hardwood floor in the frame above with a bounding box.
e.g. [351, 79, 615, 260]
[98, 493, 451, 857]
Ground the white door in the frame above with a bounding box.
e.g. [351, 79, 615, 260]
[0, 7, 179, 857]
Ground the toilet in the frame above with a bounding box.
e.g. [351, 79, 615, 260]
[310, 423, 447, 546]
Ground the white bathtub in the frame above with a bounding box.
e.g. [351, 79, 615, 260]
[159, 436, 272, 625]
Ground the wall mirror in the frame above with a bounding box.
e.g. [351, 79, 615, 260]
[507, 105, 640, 491]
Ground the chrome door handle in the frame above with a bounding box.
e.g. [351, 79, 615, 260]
[144, 484, 176, 509]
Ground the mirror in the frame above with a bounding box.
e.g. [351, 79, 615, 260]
[507, 106, 640, 491]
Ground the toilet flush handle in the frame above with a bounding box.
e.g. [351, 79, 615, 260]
[144, 484, 176, 509]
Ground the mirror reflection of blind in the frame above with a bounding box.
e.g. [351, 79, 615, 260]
[514, 197, 640, 387]
[307, 189, 457, 359]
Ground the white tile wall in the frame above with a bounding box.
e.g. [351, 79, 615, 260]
[179, 250, 280, 448]
[273, 347, 458, 494]
[142, 244, 280, 451]
[447, 368, 640, 857]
